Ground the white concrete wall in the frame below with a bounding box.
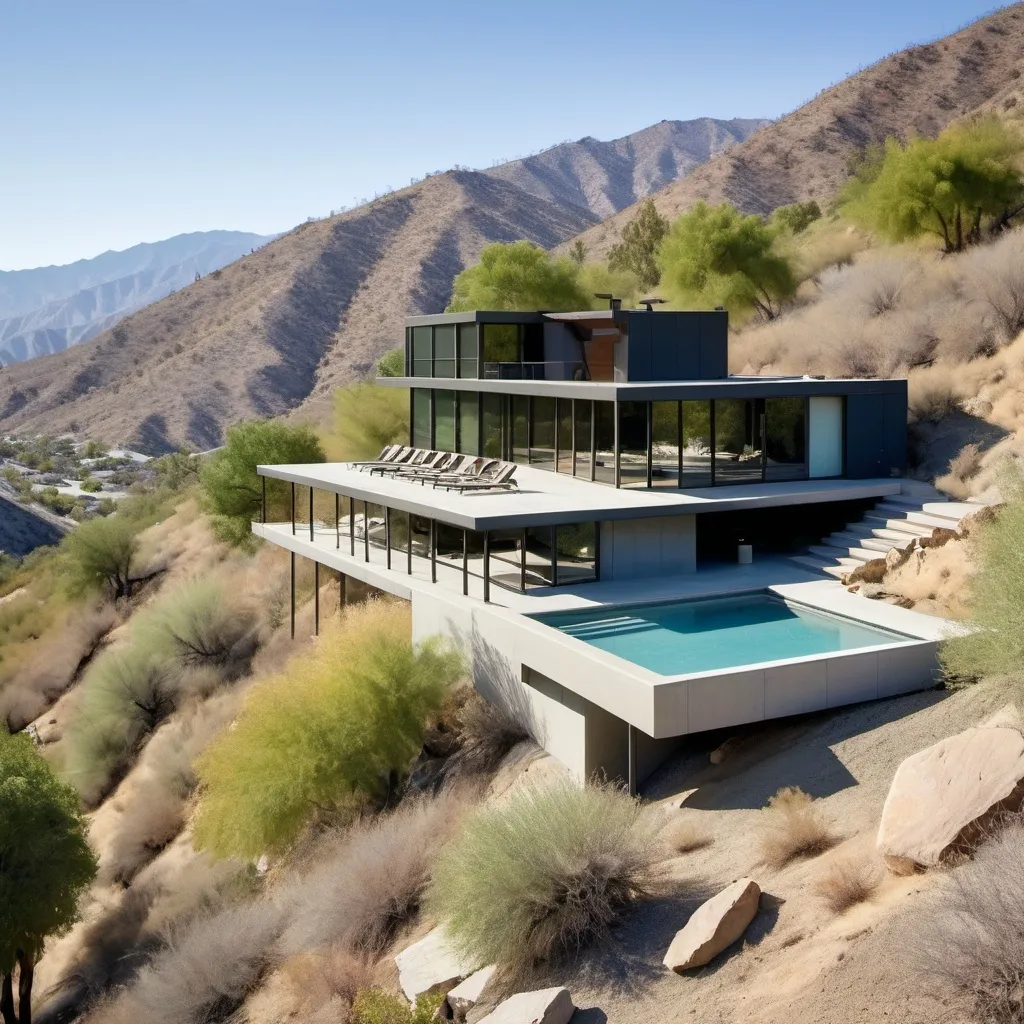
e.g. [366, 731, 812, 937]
[600, 514, 696, 579]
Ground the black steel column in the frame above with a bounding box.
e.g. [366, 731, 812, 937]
[314, 561, 320, 636]
[571, 398, 577, 477]
[677, 401, 683, 487]
[350, 500, 355, 557]
[483, 530, 490, 603]
[385, 507, 392, 570]
[594, 519, 602, 581]
[430, 519, 437, 582]
[646, 402, 653, 488]
[335, 493, 340, 549]
[261, 476, 266, 524]
[710, 401, 717, 487]
[289, 551, 295, 639]
[613, 400, 621, 488]
[309, 486, 314, 542]
[462, 528, 468, 596]
[363, 501, 370, 562]
[339, 569, 346, 609]
[627, 724, 637, 797]
[290, 482, 295, 535]
[520, 527, 527, 592]
[551, 525, 557, 587]
[407, 511, 413, 575]
[590, 400, 597, 482]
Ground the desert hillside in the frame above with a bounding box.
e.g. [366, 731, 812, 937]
[560, 4, 1024, 261]
[0, 231, 275, 365]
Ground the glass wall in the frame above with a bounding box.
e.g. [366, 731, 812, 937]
[457, 393, 480, 455]
[434, 390, 456, 452]
[458, 324, 478, 379]
[530, 397, 556, 470]
[482, 324, 519, 377]
[594, 401, 616, 484]
[512, 395, 529, 461]
[573, 400, 592, 478]
[618, 401, 648, 488]
[765, 397, 807, 481]
[412, 389, 431, 448]
[556, 399, 573, 474]
[412, 326, 432, 377]
[482, 393, 504, 459]
[433, 325, 456, 379]
[651, 401, 681, 488]
[682, 400, 713, 488]
[713, 398, 763, 484]
[554, 522, 597, 584]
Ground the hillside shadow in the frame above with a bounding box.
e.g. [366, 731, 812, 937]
[909, 411, 1009, 479]
[0, 494, 66, 555]
[131, 413, 172, 455]
[643, 687, 949, 811]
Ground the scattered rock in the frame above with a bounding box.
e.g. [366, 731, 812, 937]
[885, 539, 916, 570]
[877, 726, 1024, 872]
[394, 927, 477, 1003]
[842, 558, 887, 586]
[475, 987, 574, 1024]
[959, 504, 1000, 535]
[443, 964, 497, 1020]
[663, 877, 761, 972]
[920, 526, 959, 549]
[663, 789, 699, 811]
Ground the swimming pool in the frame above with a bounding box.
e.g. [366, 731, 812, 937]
[533, 593, 912, 677]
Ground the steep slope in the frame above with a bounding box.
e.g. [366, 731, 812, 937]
[481, 117, 768, 220]
[0, 231, 275, 365]
[0, 173, 597, 452]
[561, 4, 1024, 260]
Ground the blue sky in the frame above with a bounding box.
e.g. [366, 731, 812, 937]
[0, 0, 1007, 270]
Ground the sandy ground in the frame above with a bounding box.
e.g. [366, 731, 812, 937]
[545, 677, 1017, 1024]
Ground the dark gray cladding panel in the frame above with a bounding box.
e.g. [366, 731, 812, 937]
[622, 310, 727, 382]
[845, 383, 907, 478]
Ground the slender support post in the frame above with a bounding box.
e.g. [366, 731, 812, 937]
[335, 493, 340, 549]
[520, 527, 528, 593]
[314, 561, 320, 636]
[261, 475, 266, 524]
[571, 398, 577, 477]
[677, 401, 683, 487]
[430, 520, 437, 583]
[289, 551, 295, 639]
[554, 399, 560, 473]
[646, 402, 653, 489]
[385, 507, 392, 570]
[613, 400, 621, 488]
[350, 500, 355, 557]
[627, 724, 638, 797]
[483, 530, 491, 602]
[551, 525, 557, 587]
[594, 519, 602, 581]
[590, 400, 597, 482]
[407, 512, 413, 575]
[462, 528, 468, 596]
[309, 486, 314, 542]
[363, 501, 370, 562]
[710, 401, 717, 487]
[339, 570, 346, 609]
[290, 482, 295, 535]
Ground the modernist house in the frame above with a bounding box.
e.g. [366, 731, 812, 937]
[254, 305, 949, 790]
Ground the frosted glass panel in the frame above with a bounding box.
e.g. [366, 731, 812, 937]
[809, 396, 843, 478]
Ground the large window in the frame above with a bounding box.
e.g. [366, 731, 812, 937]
[556, 399, 573, 473]
[765, 397, 807, 481]
[512, 395, 529, 462]
[482, 393, 504, 459]
[458, 392, 480, 455]
[433, 325, 456, 379]
[531, 397, 556, 470]
[594, 401, 616, 484]
[618, 401, 647, 488]
[412, 389, 431, 448]
[573, 400, 592, 478]
[482, 324, 519, 376]
[412, 326, 432, 377]
[652, 401, 681, 488]
[458, 323, 478, 379]
[714, 399, 763, 484]
[682, 400, 712, 488]
[434, 390, 456, 452]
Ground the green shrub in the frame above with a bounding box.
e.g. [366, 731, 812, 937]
[329, 384, 408, 463]
[194, 602, 462, 858]
[428, 781, 663, 982]
[61, 514, 140, 599]
[80, 476, 104, 493]
[942, 489, 1024, 680]
[608, 198, 669, 291]
[351, 989, 444, 1024]
[200, 420, 325, 547]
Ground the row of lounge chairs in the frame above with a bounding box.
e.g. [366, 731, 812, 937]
[350, 446, 519, 492]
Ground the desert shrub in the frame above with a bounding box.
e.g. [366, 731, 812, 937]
[103, 901, 285, 1024]
[199, 419, 325, 547]
[814, 853, 881, 914]
[102, 782, 186, 885]
[759, 786, 836, 870]
[942, 485, 1024, 679]
[62, 515, 141, 599]
[134, 578, 258, 676]
[608, 198, 669, 290]
[278, 790, 471, 959]
[80, 476, 104, 493]
[329, 384, 408, 463]
[907, 366, 967, 423]
[661, 817, 712, 855]
[770, 199, 822, 236]
[938, 442, 984, 499]
[912, 820, 1024, 1023]
[281, 949, 373, 1019]
[442, 690, 530, 779]
[429, 781, 663, 983]
[351, 989, 444, 1024]
[194, 602, 463, 858]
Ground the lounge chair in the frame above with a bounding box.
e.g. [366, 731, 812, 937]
[380, 449, 448, 477]
[370, 448, 431, 476]
[400, 453, 473, 484]
[354, 446, 414, 473]
[349, 444, 401, 469]
[441, 462, 518, 492]
[430, 457, 498, 489]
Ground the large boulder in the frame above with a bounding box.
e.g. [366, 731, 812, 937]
[443, 964, 496, 1020]
[475, 987, 574, 1024]
[663, 878, 761, 972]
[877, 726, 1024, 873]
[394, 927, 477, 1003]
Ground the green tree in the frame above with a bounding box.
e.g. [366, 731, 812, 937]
[446, 242, 591, 312]
[769, 200, 822, 235]
[61, 515, 140, 600]
[376, 349, 405, 377]
[842, 117, 1024, 252]
[193, 603, 462, 858]
[199, 421, 325, 547]
[0, 732, 97, 1024]
[567, 239, 587, 266]
[329, 384, 408, 463]
[658, 202, 798, 319]
[608, 199, 670, 291]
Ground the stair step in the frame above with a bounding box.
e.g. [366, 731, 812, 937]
[789, 555, 834, 577]
[809, 544, 878, 564]
[861, 513, 935, 537]
[820, 564, 850, 580]
[829, 530, 894, 552]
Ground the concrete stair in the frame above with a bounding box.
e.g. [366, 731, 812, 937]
[790, 495, 987, 581]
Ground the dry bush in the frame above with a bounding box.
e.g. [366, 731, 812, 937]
[959, 228, 1024, 342]
[661, 817, 713, 855]
[814, 853, 882, 914]
[277, 789, 472, 959]
[759, 786, 836, 870]
[280, 949, 373, 1017]
[841, 259, 915, 317]
[101, 782, 186, 885]
[885, 539, 975, 618]
[912, 820, 1024, 1023]
[907, 364, 968, 423]
[100, 900, 285, 1024]
[937, 443, 984, 499]
[442, 689, 530, 779]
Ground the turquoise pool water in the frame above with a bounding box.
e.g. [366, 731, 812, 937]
[534, 593, 910, 676]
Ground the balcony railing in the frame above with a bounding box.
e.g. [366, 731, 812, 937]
[481, 360, 586, 381]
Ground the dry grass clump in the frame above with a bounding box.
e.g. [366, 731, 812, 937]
[913, 820, 1024, 1023]
[937, 442, 984, 499]
[280, 949, 373, 1019]
[907, 364, 968, 424]
[759, 786, 837, 870]
[101, 783, 186, 886]
[661, 816, 713, 855]
[277, 790, 472, 959]
[428, 781, 665, 985]
[442, 689, 531, 780]
[814, 852, 882, 914]
[884, 538, 975, 618]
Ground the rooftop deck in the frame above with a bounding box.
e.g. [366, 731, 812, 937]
[257, 462, 903, 530]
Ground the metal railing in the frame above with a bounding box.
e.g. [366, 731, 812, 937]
[481, 360, 586, 381]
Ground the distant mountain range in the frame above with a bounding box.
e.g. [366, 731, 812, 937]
[0, 231, 276, 365]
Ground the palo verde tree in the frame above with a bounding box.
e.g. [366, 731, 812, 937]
[769, 200, 822, 235]
[61, 515, 141, 600]
[446, 241, 591, 312]
[658, 201, 798, 320]
[199, 420, 325, 547]
[0, 732, 97, 1024]
[842, 117, 1024, 252]
[608, 198, 670, 291]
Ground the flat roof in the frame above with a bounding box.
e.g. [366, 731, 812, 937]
[376, 375, 908, 401]
[257, 462, 902, 530]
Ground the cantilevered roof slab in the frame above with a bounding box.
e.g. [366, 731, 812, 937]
[257, 462, 901, 531]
